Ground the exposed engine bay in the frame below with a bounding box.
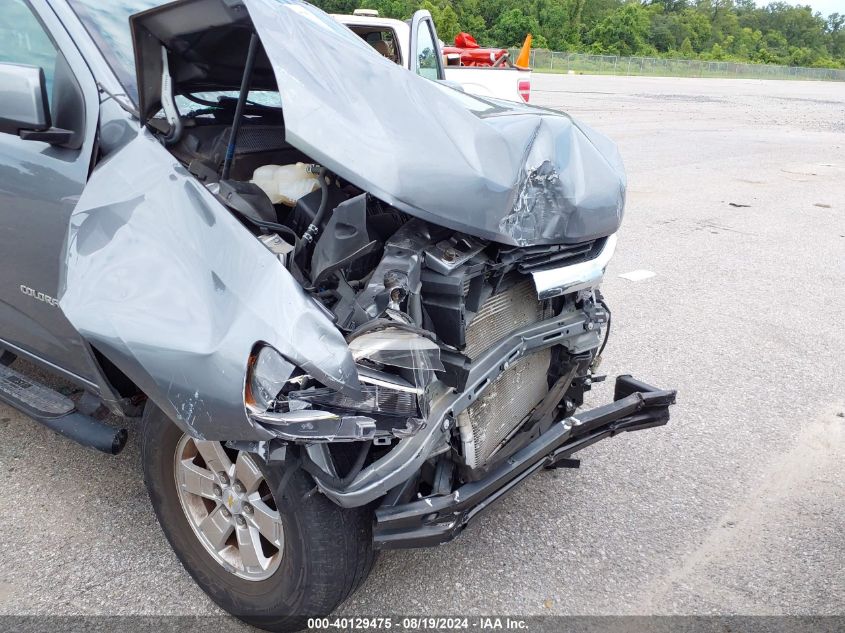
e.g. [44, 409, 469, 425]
[49, 0, 675, 551]
[92, 0, 662, 528]
[157, 94, 614, 509]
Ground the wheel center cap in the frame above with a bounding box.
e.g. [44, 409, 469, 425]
[223, 488, 244, 515]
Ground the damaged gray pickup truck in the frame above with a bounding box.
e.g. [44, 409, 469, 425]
[0, 0, 675, 629]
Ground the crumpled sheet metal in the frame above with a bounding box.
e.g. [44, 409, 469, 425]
[59, 130, 359, 440]
[244, 0, 625, 246]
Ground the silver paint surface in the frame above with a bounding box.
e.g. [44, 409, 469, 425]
[245, 0, 625, 247]
[131, 0, 626, 247]
[58, 0, 627, 441]
[59, 130, 359, 440]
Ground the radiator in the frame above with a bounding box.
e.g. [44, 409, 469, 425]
[458, 280, 552, 468]
[464, 279, 550, 359]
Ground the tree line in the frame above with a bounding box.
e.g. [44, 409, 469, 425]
[313, 1, 845, 68]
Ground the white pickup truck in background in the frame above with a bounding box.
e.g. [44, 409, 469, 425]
[334, 10, 532, 103]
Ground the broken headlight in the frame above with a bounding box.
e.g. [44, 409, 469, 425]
[347, 328, 444, 372]
[288, 385, 418, 417]
[347, 326, 444, 418]
[245, 345, 295, 412]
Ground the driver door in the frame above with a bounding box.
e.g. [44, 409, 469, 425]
[409, 10, 445, 81]
[0, 0, 100, 382]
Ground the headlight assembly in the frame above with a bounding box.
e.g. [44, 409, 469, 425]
[245, 345, 295, 412]
[245, 327, 440, 442]
[288, 385, 418, 417]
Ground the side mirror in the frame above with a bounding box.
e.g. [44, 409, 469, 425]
[0, 63, 73, 145]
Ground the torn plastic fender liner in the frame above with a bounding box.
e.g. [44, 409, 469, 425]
[58, 130, 359, 440]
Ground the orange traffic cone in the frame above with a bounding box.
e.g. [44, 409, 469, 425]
[515, 34, 532, 69]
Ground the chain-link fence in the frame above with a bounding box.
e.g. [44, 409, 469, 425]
[509, 50, 845, 81]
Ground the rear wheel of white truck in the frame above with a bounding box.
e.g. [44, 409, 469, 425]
[141, 405, 375, 632]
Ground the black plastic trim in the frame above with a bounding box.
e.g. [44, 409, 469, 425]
[31, 411, 128, 455]
[0, 367, 127, 455]
[373, 375, 676, 549]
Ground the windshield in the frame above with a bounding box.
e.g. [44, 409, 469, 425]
[67, 0, 282, 113]
[68, 0, 161, 102]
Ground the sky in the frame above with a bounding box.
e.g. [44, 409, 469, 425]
[761, 1, 845, 18]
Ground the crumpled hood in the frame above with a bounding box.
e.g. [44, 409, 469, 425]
[132, 0, 626, 246]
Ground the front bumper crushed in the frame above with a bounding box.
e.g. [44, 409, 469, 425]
[373, 375, 676, 549]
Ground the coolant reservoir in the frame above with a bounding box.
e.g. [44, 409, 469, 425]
[251, 163, 320, 206]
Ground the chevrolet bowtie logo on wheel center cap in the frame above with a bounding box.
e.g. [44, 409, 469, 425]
[224, 489, 243, 514]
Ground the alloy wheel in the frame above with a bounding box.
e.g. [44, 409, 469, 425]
[173, 435, 284, 581]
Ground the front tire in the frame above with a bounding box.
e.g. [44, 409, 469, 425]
[141, 405, 375, 632]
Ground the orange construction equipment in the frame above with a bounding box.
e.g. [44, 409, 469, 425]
[442, 33, 533, 69]
[454, 32, 479, 49]
[515, 34, 533, 69]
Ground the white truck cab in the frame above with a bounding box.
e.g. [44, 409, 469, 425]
[333, 10, 532, 103]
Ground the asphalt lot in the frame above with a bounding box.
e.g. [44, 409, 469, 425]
[1, 74, 843, 620]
